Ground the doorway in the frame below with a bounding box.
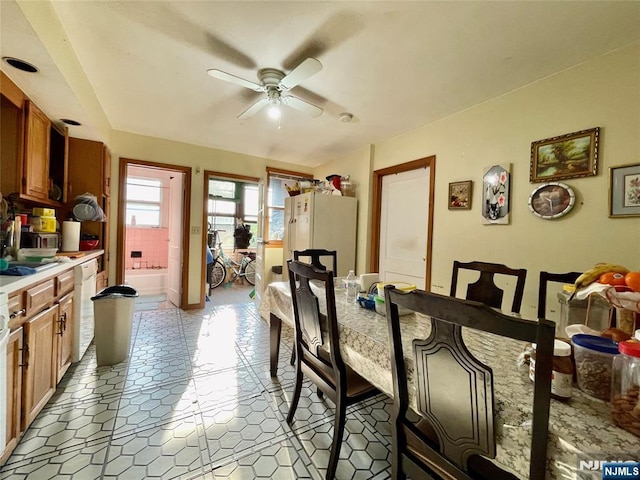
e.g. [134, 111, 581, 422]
[370, 156, 435, 290]
[202, 171, 260, 305]
[117, 158, 191, 309]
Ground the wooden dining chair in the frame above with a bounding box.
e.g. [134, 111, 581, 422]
[537, 271, 581, 319]
[290, 249, 338, 365]
[293, 249, 338, 274]
[450, 260, 527, 314]
[384, 286, 555, 480]
[286, 260, 379, 480]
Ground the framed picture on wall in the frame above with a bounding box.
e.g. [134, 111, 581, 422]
[609, 163, 640, 217]
[482, 164, 510, 225]
[528, 182, 575, 219]
[448, 181, 472, 210]
[530, 127, 599, 183]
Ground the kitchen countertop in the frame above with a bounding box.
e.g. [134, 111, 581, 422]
[0, 250, 104, 295]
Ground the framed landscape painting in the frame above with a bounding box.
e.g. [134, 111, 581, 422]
[530, 127, 599, 183]
[609, 163, 640, 217]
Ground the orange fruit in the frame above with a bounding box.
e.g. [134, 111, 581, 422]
[624, 272, 640, 292]
[599, 272, 627, 287]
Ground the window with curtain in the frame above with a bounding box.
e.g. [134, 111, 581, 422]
[265, 168, 313, 245]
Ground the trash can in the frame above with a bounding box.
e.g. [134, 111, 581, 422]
[91, 285, 138, 366]
[271, 265, 283, 283]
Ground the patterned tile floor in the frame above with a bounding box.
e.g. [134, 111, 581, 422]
[1, 302, 394, 479]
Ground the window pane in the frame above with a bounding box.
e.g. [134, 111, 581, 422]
[244, 185, 259, 217]
[126, 203, 160, 226]
[210, 180, 236, 199]
[208, 198, 236, 215]
[268, 208, 284, 240]
[268, 178, 295, 208]
[127, 178, 162, 202]
[207, 216, 235, 247]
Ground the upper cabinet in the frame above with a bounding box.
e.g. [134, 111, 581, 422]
[0, 71, 68, 206]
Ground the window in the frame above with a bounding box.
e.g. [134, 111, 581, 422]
[265, 168, 313, 245]
[207, 179, 259, 249]
[126, 177, 162, 226]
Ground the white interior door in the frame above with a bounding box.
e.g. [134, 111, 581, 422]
[167, 173, 184, 307]
[254, 178, 266, 303]
[379, 167, 430, 289]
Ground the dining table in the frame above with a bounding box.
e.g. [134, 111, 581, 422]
[258, 281, 639, 479]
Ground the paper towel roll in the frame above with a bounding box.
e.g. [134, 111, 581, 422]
[62, 221, 80, 252]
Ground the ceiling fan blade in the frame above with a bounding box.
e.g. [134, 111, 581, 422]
[282, 95, 323, 118]
[207, 69, 265, 92]
[279, 58, 323, 90]
[238, 98, 270, 119]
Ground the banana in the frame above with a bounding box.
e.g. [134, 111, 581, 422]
[569, 263, 630, 299]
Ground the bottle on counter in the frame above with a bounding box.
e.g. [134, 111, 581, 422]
[611, 340, 640, 437]
[345, 270, 358, 303]
[529, 339, 573, 401]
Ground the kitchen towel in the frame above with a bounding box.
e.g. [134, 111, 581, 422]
[62, 220, 80, 252]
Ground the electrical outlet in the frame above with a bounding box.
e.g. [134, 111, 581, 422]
[191, 226, 201, 235]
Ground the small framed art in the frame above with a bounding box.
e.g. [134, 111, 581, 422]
[530, 127, 599, 183]
[609, 163, 640, 217]
[449, 181, 472, 210]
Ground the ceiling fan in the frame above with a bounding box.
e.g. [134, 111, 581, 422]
[207, 58, 323, 120]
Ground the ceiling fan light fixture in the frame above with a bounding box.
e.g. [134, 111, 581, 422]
[267, 105, 281, 120]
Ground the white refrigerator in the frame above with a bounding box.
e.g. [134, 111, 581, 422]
[283, 192, 357, 281]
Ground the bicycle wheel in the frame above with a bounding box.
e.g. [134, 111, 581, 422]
[243, 259, 256, 285]
[210, 259, 226, 289]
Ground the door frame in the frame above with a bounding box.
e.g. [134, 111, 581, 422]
[369, 156, 436, 290]
[201, 171, 261, 302]
[116, 158, 192, 310]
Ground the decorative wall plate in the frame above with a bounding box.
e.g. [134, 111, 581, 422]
[528, 182, 575, 219]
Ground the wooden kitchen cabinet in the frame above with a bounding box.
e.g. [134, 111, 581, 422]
[3, 328, 23, 465]
[55, 293, 74, 383]
[67, 137, 111, 279]
[21, 305, 58, 430]
[0, 72, 68, 206]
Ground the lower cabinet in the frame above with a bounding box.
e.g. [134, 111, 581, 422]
[22, 305, 57, 430]
[3, 328, 23, 464]
[55, 293, 74, 383]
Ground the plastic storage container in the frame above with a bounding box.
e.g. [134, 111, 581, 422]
[31, 216, 57, 233]
[571, 334, 619, 400]
[91, 285, 138, 366]
[612, 340, 640, 437]
[373, 294, 413, 316]
[376, 282, 416, 297]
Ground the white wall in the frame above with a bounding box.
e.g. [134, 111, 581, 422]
[321, 43, 639, 320]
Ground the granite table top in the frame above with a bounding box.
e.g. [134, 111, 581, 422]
[259, 281, 639, 479]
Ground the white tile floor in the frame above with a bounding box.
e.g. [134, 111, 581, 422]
[1, 301, 394, 479]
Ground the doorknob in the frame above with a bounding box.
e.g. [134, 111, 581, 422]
[422, 257, 426, 261]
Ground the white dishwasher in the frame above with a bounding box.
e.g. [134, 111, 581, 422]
[0, 292, 10, 454]
[73, 259, 98, 362]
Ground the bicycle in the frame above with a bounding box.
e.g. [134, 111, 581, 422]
[209, 234, 256, 288]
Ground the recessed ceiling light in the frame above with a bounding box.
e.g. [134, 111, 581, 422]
[2, 57, 38, 73]
[61, 118, 81, 126]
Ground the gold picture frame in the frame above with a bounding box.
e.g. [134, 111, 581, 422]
[530, 127, 599, 183]
[448, 181, 472, 210]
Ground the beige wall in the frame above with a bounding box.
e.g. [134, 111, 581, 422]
[323, 43, 639, 320]
[108, 131, 312, 305]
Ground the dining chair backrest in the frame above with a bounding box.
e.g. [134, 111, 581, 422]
[450, 260, 527, 314]
[293, 249, 338, 274]
[287, 259, 344, 376]
[537, 271, 581, 319]
[384, 286, 555, 480]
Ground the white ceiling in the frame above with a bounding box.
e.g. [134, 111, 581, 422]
[2, 1, 640, 167]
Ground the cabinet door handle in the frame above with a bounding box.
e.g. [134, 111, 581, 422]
[10, 308, 26, 319]
[20, 344, 29, 367]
